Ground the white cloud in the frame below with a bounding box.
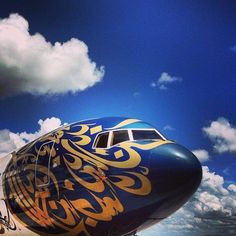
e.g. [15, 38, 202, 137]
[0, 14, 104, 97]
[228, 184, 236, 193]
[19, 117, 62, 141]
[203, 117, 236, 153]
[0, 129, 19, 157]
[151, 72, 182, 90]
[140, 166, 236, 236]
[158, 72, 182, 84]
[0, 117, 62, 157]
[192, 149, 209, 163]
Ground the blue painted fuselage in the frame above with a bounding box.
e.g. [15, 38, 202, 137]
[2, 117, 202, 236]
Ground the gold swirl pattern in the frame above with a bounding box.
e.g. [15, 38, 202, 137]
[3, 119, 171, 235]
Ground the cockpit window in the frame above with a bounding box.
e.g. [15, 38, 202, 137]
[94, 129, 164, 149]
[132, 130, 163, 141]
[95, 132, 109, 148]
[112, 130, 129, 146]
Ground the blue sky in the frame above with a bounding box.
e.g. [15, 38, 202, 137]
[0, 1, 236, 235]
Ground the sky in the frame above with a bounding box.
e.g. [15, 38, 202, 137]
[0, 1, 236, 235]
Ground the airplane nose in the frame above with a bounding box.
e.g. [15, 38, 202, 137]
[148, 142, 202, 218]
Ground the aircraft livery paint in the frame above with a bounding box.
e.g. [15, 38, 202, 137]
[2, 118, 171, 236]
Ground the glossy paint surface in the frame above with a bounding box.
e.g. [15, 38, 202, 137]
[2, 117, 202, 236]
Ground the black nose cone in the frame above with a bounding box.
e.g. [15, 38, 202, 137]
[148, 143, 202, 218]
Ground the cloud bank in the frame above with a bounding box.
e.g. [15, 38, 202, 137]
[142, 166, 236, 236]
[0, 14, 104, 97]
[151, 72, 182, 90]
[0, 117, 62, 157]
[203, 117, 236, 153]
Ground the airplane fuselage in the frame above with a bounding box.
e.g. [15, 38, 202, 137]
[0, 117, 202, 236]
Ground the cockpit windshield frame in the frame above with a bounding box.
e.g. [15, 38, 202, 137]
[93, 128, 167, 149]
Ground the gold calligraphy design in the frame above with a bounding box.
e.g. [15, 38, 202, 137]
[3, 119, 171, 235]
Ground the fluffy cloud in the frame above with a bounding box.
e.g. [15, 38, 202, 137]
[0, 14, 104, 97]
[0, 129, 23, 157]
[151, 72, 182, 90]
[203, 117, 236, 153]
[0, 117, 62, 157]
[19, 117, 62, 142]
[228, 184, 236, 193]
[192, 149, 209, 163]
[141, 166, 236, 236]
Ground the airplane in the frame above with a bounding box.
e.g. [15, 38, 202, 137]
[0, 117, 202, 236]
